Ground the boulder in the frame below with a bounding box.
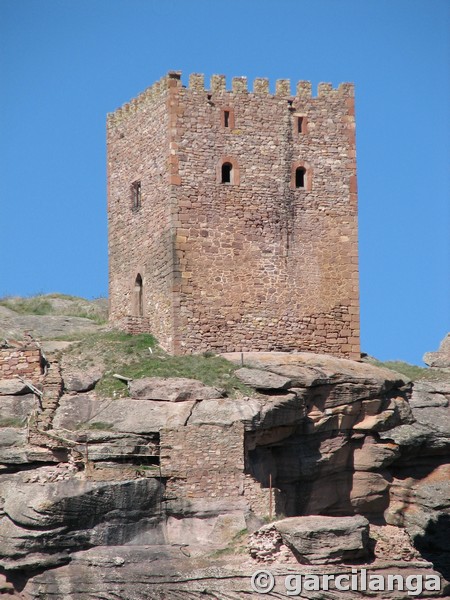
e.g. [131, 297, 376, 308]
[221, 351, 407, 389]
[128, 377, 222, 402]
[274, 515, 370, 564]
[63, 369, 102, 393]
[189, 397, 262, 428]
[0, 379, 31, 396]
[234, 367, 292, 390]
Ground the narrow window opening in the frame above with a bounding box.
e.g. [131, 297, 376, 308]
[222, 162, 232, 184]
[132, 181, 141, 210]
[224, 110, 230, 128]
[134, 273, 143, 317]
[295, 167, 306, 188]
[297, 117, 304, 134]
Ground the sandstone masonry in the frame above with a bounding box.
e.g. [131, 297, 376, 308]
[107, 71, 360, 358]
[0, 341, 43, 379]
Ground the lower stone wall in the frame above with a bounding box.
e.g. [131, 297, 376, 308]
[243, 474, 273, 518]
[117, 316, 153, 336]
[178, 304, 359, 359]
[0, 344, 43, 379]
[160, 423, 273, 516]
[161, 423, 245, 498]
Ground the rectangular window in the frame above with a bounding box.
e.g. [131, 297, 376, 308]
[297, 116, 304, 134]
[131, 181, 141, 210]
[222, 108, 234, 129]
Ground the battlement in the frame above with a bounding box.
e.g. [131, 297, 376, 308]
[107, 71, 354, 126]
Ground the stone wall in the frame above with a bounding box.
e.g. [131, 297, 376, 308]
[160, 423, 271, 515]
[0, 343, 43, 379]
[107, 75, 176, 351]
[107, 72, 360, 358]
[161, 423, 245, 499]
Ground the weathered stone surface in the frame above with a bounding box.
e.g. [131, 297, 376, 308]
[0, 433, 60, 466]
[51, 429, 158, 462]
[0, 378, 31, 395]
[188, 393, 305, 430]
[41, 340, 77, 354]
[0, 428, 59, 468]
[19, 549, 448, 599]
[353, 436, 399, 471]
[128, 377, 222, 402]
[63, 368, 102, 393]
[350, 471, 391, 515]
[379, 381, 450, 455]
[234, 367, 292, 390]
[167, 511, 247, 550]
[352, 396, 413, 432]
[0, 473, 164, 570]
[386, 463, 450, 544]
[0, 427, 27, 448]
[222, 352, 407, 389]
[274, 515, 370, 564]
[189, 397, 262, 427]
[0, 393, 36, 425]
[256, 393, 307, 429]
[0, 314, 102, 341]
[424, 333, 450, 368]
[53, 394, 196, 433]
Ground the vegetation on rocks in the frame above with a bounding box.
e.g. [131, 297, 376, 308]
[61, 330, 253, 398]
[364, 357, 448, 382]
[0, 293, 107, 324]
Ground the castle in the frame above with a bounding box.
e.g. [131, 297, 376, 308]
[107, 71, 360, 359]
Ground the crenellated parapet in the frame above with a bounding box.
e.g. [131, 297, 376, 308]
[107, 71, 183, 127]
[107, 71, 355, 126]
[182, 71, 354, 97]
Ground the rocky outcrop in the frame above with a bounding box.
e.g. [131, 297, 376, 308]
[0, 296, 107, 341]
[382, 379, 450, 578]
[53, 393, 197, 432]
[0, 314, 102, 340]
[0, 348, 449, 598]
[0, 472, 163, 571]
[424, 333, 450, 369]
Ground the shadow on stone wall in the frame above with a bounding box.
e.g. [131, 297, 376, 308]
[413, 513, 450, 581]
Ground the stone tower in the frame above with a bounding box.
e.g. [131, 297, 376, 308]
[107, 71, 360, 359]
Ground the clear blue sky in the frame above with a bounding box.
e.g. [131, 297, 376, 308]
[1, 0, 449, 364]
